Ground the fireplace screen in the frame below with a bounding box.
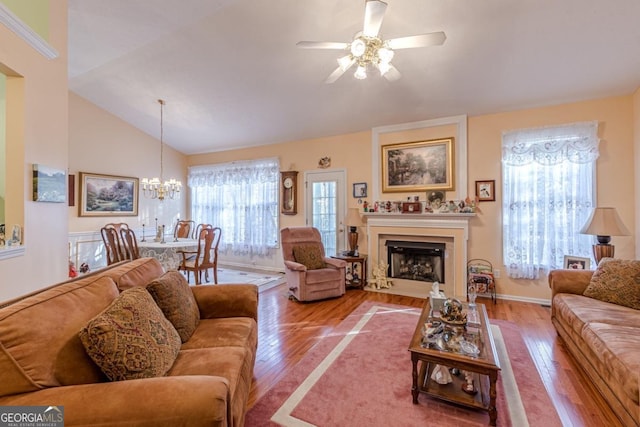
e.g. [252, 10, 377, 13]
[386, 240, 445, 283]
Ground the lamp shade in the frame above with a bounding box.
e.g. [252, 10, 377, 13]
[345, 208, 362, 227]
[579, 207, 630, 237]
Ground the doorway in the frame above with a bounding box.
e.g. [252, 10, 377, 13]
[304, 170, 346, 256]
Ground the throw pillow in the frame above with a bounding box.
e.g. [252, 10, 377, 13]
[79, 287, 181, 381]
[583, 258, 640, 310]
[293, 244, 326, 270]
[146, 271, 200, 343]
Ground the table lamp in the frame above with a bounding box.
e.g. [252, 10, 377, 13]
[579, 207, 630, 264]
[344, 208, 362, 256]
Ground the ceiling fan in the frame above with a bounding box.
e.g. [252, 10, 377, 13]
[296, 0, 446, 83]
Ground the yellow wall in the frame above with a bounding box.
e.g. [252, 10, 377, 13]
[0, 1, 68, 301]
[68, 93, 187, 234]
[468, 95, 635, 300]
[188, 95, 637, 302]
[1, 0, 49, 40]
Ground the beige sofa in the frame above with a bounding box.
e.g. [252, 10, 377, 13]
[549, 264, 640, 427]
[0, 258, 258, 427]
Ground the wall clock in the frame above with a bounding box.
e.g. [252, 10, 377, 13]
[281, 171, 298, 215]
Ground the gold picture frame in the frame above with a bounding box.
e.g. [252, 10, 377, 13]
[381, 138, 455, 193]
[79, 172, 139, 217]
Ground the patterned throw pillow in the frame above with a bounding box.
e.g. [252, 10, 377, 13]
[583, 258, 640, 310]
[293, 244, 326, 270]
[146, 271, 200, 343]
[79, 287, 181, 381]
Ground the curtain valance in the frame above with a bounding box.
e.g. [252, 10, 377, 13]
[188, 157, 279, 187]
[502, 121, 599, 166]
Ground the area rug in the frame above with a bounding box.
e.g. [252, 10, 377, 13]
[245, 301, 562, 427]
[216, 267, 284, 291]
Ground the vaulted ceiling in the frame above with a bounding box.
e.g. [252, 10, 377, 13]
[68, 0, 640, 155]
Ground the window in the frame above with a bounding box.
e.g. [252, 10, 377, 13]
[188, 158, 279, 256]
[502, 122, 599, 279]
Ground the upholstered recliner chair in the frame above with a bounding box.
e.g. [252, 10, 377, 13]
[280, 227, 347, 302]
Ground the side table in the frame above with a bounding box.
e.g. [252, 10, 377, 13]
[331, 254, 367, 289]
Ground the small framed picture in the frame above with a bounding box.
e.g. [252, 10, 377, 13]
[353, 182, 367, 198]
[475, 180, 495, 202]
[563, 255, 591, 270]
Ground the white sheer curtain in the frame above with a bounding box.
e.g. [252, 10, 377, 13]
[188, 158, 279, 256]
[502, 122, 599, 279]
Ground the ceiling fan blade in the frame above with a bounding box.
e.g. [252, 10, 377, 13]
[383, 64, 401, 82]
[386, 32, 446, 50]
[363, 0, 387, 38]
[325, 66, 349, 84]
[296, 41, 350, 50]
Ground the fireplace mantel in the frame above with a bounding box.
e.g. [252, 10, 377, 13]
[364, 213, 474, 298]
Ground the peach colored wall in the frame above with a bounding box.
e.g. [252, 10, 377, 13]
[634, 88, 640, 257]
[188, 131, 371, 270]
[468, 95, 636, 301]
[68, 93, 187, 234]
[0, 2, 69, 301]
[188, 95, 637, 302]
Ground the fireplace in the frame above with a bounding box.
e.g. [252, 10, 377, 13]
[386, 240, 445, 284]
[364, 213, 473, 298]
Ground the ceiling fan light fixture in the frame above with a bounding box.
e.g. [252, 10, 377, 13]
[354, 65, 367, 80]
[337, 55, 354, 71]
[378, 46, 394, 63]
[377, 61, 391, 76]
[350, 38, 366, 57]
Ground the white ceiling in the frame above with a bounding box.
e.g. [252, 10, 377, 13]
[68, 0, 640, 155]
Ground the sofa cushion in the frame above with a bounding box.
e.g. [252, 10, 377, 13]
[0, 275, 120, 397]
[292, 244, 326, 270]
[79, 287, 181, 381]
[583, 258, 640, 310]
[181, 317, 258, 351]
[103, 257, 165, 291]
[581, 322, 640, 405]
[146, 271, 200, 343]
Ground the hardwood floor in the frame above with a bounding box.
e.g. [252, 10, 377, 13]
[247, 285, 623, 426]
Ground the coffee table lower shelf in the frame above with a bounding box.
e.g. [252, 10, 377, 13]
[417, 361, 491, 411]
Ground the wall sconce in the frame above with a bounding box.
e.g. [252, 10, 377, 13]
[579, 207, 630, 264]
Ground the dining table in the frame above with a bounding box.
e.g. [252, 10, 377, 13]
[138, 238, 199, 271]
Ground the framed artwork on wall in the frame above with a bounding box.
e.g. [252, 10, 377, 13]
[32, 164, 66, 203]
[475, 180, 495, 202]
[353, 182, 367, 198]
[78, 172, 139, 217]
[381, 138, 455, 193]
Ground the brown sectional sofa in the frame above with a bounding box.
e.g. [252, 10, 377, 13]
[549, 268, 640, 427]
[0, 258, 258, 427]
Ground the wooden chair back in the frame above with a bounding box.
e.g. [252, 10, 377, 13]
[100, 223, 129, 265]
[174, 220, 195, 239]
[179, 226, 221, 284]
[119, 226, 140, 261]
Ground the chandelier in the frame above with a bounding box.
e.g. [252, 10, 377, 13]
[141, 99, 182, 201]
[339, 33, 395, 80]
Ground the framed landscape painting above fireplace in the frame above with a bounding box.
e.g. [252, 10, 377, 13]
[381, 138, 455, 193]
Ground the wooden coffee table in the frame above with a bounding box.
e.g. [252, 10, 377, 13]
[408, 299, 501, 425]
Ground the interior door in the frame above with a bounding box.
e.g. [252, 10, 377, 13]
[304, 170, 346, 256]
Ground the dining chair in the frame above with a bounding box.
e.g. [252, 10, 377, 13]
[173, 220, 195, 239]
[100, 223, 130, 265]
[178, 226, 221, 285]
[192, 223, 212, 240]
[119, 226, 140, 261]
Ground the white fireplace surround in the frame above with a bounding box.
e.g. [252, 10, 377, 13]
[365, 213, 474, 298]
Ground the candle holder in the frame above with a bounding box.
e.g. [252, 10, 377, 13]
[141, 224, 146, 242]
[161, 225, 166, 244]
